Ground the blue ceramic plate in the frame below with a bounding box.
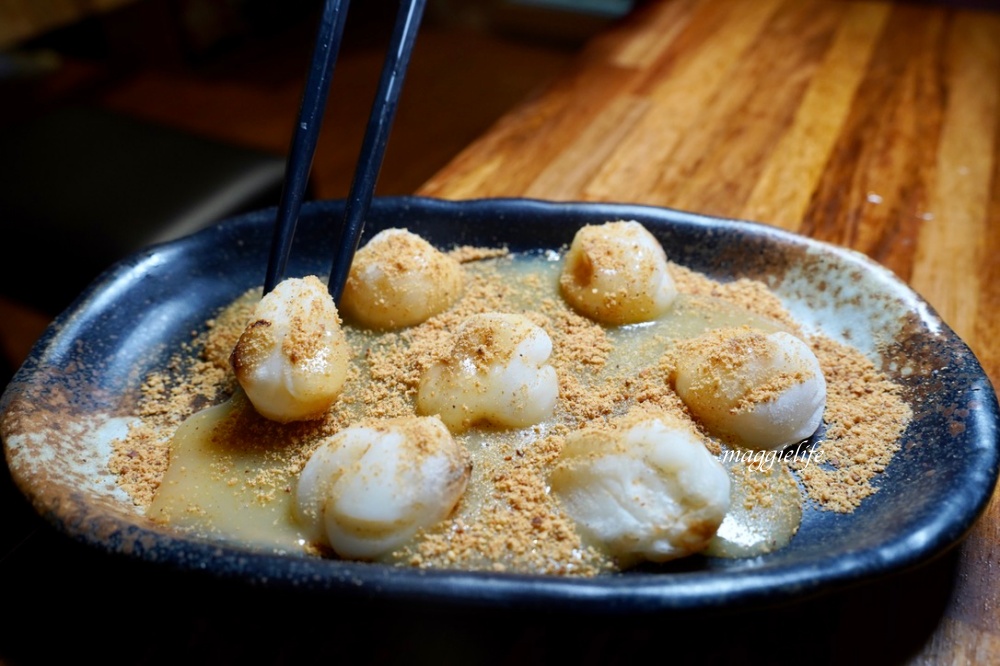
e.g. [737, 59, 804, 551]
[2, 197, 997, 612]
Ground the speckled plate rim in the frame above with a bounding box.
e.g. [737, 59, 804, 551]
[3, 196, 998, 613]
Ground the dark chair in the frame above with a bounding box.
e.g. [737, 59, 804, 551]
[0, 106, 287, 314]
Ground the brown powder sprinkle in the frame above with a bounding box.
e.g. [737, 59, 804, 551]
[448, 245, 510, 263]
[793, 335, 912, 512]
[405, 427, 608, 575]
[110, 243, 912, 574]
[669, 264, 802, 333]
[108, 341, 233, 507]
[281, 277, 341, 362]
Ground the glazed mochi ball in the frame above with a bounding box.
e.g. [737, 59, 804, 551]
[416, 313, 558, 432]
[560, 220, 678, 325]
[550, 409, 730, 566]
[230, 275, 350, 423]
[340, 228, 464, 329]
[673, 327, 826, 451]
[294, 416, 471, 559]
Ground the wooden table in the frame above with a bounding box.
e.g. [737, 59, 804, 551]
[419, 0, 1000, 661]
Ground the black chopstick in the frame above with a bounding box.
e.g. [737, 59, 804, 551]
[327, 0, 427, 304]
[264, 0, 351, 294]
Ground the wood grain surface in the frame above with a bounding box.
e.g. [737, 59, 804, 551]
[419, 0, 1000, 661]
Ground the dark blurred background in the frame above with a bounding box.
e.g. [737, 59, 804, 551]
[0, 0, 635, 381]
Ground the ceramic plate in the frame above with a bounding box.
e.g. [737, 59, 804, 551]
[2, 197, 997, 612]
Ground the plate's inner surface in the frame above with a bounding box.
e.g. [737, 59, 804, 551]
[2, 197, 996, 610]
